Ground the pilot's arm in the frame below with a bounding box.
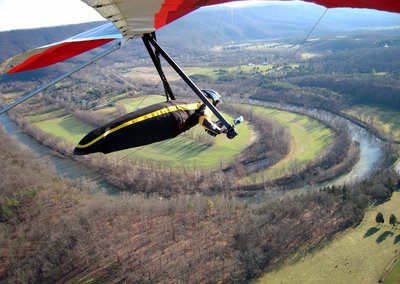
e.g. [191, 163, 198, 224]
[199, 107, 226, 136]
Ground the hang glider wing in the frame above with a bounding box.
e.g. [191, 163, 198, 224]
[306, 0, 400, 14]
[0, 22, 121, 74]
[81, 0, 400, 39]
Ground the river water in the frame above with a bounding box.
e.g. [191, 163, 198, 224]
[248, 100, 385, 188]
[0, 101, 386, 196]
[0, 114, 121, 195]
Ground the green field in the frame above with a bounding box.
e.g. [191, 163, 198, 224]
[240, 105, 333, 183]
[301, 52, 321, 60]
[114, 94, 166, 112]
[257, 192, 400, 284]
[385, 260, 400, 284]
[343, 104, 400, 141]
[27, 108, 68, 123]
[123, 66, 181, 82]
[213, 41, 294, 52]
[33, 113, 93, 144]
[29, 96, 252, 168]
[187, 64, 274, 80]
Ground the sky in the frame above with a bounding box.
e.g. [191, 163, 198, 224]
[0, 0, 272, 32]
[0, 0, 104, 31]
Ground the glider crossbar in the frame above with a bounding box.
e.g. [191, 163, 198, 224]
[142, 33, 236, 135]
[0, 42, 121, 115]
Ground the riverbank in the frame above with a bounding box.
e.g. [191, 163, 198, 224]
[2, 97, 386, 196]
[0, 113, 121, 195]
[339, 106, 400, 145]
[247, 99, 386, 185]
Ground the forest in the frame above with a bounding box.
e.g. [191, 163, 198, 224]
[1, 123, 398, 282]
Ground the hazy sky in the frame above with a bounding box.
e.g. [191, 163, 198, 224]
[0, 0, 104, 31]
[0, 0, 275, 32]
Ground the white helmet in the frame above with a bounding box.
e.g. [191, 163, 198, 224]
[202, 89, 221, 106]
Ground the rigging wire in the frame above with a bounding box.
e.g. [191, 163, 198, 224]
[264, 7, 329, 76]
[211, 6, 229, 44]
[107, 69, 163, 110]
[95, 145, 146, 174]
[292, 8, 329, 60]
[107, 69, 137, 89]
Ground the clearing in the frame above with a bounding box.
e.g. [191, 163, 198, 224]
[257, 192, 400, 284]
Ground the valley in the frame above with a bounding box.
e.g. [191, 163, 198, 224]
[1, 3, 400, 282]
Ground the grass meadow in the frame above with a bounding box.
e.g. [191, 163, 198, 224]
[386, 260, 400, 284]
[258, 192, 400, 284]
[240, 105, 333, 183]
[187, 64, 274, 79]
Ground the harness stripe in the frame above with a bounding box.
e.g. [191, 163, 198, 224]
[76, 102, 202, 149]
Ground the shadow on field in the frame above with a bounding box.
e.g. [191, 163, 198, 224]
[376, 231, 394, 244]
[394, 235, 400, 245]
[364, 227, 380, 238]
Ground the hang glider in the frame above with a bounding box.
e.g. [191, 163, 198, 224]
[82, 0, 400, 39]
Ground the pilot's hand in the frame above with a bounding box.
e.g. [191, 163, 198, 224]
[226, 127, 237, 139]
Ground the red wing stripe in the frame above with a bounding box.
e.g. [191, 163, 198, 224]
[154, 0, 400, 30]
[155, 0, 229, 29]
[7, 38, 115, 74]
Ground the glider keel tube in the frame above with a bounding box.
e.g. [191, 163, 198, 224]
[74, 100, 203, 155]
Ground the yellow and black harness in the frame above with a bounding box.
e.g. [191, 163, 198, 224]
[73, 100, 220, 155]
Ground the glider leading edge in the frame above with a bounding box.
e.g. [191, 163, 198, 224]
[1, 0, 399, 154]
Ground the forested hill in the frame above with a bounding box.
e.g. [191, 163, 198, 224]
[1, 2, 400, 62]
[161, 3, 400, 46]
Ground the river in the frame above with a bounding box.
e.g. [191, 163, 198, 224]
[0, 101, 386, 196]
[248, 100, 385, 188]
[0, 113, 121, 195]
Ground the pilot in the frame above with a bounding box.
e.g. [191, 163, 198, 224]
[73, 89, 230, 155]
[180, 89, 226, 136]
